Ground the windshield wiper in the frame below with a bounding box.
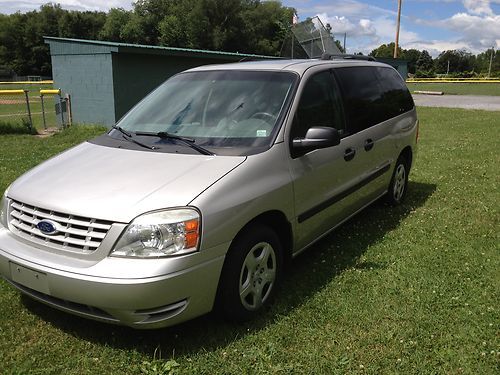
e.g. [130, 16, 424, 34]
[111, 125, 155, 150]
[135, 131, 214, 156]
[111, 125, 132, 137]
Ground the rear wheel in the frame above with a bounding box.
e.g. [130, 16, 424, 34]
[217, 225, 282, 322]
[386, 155, 409, 205]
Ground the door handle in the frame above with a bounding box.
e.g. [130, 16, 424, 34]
[344, 148, 356, 161]
[364, 138, 374, 151]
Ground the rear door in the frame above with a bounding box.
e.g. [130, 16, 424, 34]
[333, 66, 397, 203]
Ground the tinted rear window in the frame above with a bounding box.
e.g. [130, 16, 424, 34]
[376, 67, 414, 117]
[334, 66, 414, 134]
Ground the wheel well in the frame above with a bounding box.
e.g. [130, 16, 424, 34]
[400, 146, 413, 170]
[234, 211, 293, 263]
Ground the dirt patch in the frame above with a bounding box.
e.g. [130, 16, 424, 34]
[0, 99, 26, 104]
[35, 127, 60, 138]
[0, 97, 41, 105]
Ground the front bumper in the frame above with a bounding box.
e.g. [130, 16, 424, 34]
[0, 226, 226, 329]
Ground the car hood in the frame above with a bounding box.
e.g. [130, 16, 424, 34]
[8, 142, 245, 223]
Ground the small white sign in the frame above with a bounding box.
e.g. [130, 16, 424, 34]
[256, 130, 267, 137]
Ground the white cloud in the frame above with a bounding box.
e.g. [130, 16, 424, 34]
[462, 0, 494, 16]
[315, 11, 422, 55]
[370, 17, 420, 45]
[0, 0, 132, 14]
[415, 11, 500, 53]
[305, 0, 395, 19]
[316, 13, 377, 38]
[404, 40, 473, 57]
[444, 12, 500, 48]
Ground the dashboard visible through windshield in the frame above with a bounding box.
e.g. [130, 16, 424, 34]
[102, 70, 297, 156]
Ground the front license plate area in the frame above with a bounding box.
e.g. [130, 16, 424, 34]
[9, 262, 50, 295]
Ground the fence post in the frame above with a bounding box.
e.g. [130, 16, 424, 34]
[23, 90, 33, 132]
[59, 94, 65, 128]
[66, 93, 72, 127]
[40, 94, 47, 130]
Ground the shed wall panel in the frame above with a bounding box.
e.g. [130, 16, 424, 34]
[111, 53, 233, 122]
[51, 54, 115, 125]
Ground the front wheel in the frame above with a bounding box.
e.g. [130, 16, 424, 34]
[385, 155, 409, 205]
[216, 225, 283, 322]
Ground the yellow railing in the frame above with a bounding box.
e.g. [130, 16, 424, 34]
[0, 89, 26, 95]
[40, 89, 61, 95]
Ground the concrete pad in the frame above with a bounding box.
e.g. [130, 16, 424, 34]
[412, 94, 500, 111]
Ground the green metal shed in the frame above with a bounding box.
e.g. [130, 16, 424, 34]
[44, 37, 277, 126]
[375, 57, 409, 79]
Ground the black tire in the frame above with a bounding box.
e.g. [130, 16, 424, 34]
[385, 155, 409, 206]
[216, 224, 283, 322]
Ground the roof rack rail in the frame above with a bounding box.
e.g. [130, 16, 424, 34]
[320, 53, 376, 62]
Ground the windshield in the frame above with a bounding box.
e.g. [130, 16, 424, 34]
[116, 70, 296, 154]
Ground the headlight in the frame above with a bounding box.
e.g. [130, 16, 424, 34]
[110, 208, 200, 258]
[0, 186, 10, 228]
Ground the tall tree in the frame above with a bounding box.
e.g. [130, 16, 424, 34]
[369, 42, 402, 58]
[240, 0, 294, 56]
[99, 8, 132, 42]
[416, 50, 433, 72]
[474, 48, 500, 76]
[435, 50, 475, 74]
[0, 1, 297, 75]
[401, 48, 420, 74]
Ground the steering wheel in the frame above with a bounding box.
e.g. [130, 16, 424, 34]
[250, 112, 277, 124]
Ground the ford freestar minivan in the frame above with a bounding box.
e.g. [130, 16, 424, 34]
[0, 57, 418, 328]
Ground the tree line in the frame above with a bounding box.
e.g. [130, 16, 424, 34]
[0, 2, 498, 78]
[369, 42, 499, 78]
[0, 1, 294, 77]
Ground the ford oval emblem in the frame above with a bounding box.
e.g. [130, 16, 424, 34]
[36, 220, 58, 235]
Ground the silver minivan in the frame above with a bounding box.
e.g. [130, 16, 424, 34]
[0, 58, 418, 328]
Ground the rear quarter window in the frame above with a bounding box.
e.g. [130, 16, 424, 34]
[376, 67, 414, 118]
[333, 66, 384, 133]
[334, 66, 414, 135]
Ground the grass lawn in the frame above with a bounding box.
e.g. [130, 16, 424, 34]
[0, 108, 499, 374]
[406, 82, 500, 96]
[0, 82, 53, 92]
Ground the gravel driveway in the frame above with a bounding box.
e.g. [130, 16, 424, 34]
[412, 94, 500, 111]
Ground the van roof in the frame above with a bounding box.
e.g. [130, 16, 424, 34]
[187, 59, 391, 75]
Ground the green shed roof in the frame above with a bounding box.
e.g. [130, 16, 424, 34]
[44, 37, 279, 61]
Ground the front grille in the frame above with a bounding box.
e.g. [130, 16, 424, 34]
[9, 200, 113, 253]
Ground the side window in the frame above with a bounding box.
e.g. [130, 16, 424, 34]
[334, 67, 384, 134]
[292, 70, 345, 140]
[376, 67, 414, 118]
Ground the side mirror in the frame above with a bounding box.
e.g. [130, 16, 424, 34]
[292, 126, 341, 155]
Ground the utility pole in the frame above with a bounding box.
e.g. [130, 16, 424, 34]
[394, 0, 402, 58]
[343, 33, 346, 53]
[488, 47, 494, 78]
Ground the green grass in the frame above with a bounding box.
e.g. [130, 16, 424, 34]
[407, 82, 500, 96]
[0, 109, 499, 374]
[0, 82, 53, 92]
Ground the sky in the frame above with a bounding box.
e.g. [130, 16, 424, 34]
[0, 0, 499, 56]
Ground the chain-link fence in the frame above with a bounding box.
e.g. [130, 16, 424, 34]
[39, 89, 71, 130]
[0, 89, 33, 133]
[0, 85, 71, 134]
[281, 16, 342, 59]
